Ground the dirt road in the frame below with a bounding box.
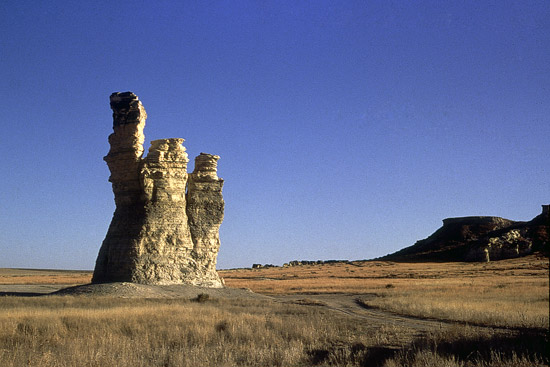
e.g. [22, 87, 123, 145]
[273, 293, 447, 332]
[270, 292, 524, 344]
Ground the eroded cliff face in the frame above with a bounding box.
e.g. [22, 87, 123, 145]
[466, 206, 549, 261]
[92, 92, 224, 287]
[381, 206, 549, 262]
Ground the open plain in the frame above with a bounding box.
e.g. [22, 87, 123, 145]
[0, 254, 548, 366]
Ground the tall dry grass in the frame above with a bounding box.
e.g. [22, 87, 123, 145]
[221, 255, 549, 329]
[358, 276, 549, 329]
[0, 296, 546, 367]
[1, 255, 547, 365]
[382, 325, 548, 367]
[0, 296, 396, 367]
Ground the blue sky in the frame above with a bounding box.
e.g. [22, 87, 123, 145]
[0, 1, 548, 270]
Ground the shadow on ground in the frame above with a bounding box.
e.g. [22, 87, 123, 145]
[307, 329, 549, 366]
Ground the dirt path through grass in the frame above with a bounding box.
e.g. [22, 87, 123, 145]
[274, 294, 445, 330]
[0, 283, 540, 342]
[271, 293, 525, 340]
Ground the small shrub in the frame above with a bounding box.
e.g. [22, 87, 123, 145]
[195, 293, 210, 303]
[215, 320, 229, 333]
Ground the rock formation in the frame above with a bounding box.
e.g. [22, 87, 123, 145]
[92, 92, 224, 287]
[466, 205, 549, 261]
[381, 205, 549, 262]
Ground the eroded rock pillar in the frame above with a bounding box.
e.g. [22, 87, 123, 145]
[93, 92, 147, 282]
[187, 153, 225, 285]
[92, 92, 224, 287]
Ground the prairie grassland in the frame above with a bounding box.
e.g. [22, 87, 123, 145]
[357, 276, 548, 329]
[1, 255, 548, 367]
[0, 296, 547, 367]
[0, 296, 400, 367]
[0, 268, 91, 285]
[220, 255, 549, 329]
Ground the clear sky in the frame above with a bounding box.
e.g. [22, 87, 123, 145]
[0, 1, 548, 270]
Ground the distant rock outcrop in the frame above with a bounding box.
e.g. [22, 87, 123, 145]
[93, 92, 225, 287]
[382, 206, 549, 262]
[251, 260, 351, 269]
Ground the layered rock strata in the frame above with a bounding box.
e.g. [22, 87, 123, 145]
[187, 154, 225, 283]
[93, 92, 224, 287]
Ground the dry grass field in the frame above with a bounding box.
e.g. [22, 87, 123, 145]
[0, 296, 546, 366]
[0, 296, 398, 366]
[0, 268, 91, 285]
[220, 254, 549, 329]
[0, 254, 548, 366]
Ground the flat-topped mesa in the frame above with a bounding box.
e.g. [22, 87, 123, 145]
[93, 92, 224, 287]
[382, 205, 549, 262]
[442, 216, 514, 227]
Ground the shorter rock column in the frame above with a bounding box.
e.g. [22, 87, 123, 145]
[186, 153, 225, 286]
[131, 138, 198, 284]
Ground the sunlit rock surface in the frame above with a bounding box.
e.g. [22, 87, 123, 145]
[93, 92, 224, 287]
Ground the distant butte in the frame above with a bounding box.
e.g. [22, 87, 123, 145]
[92, 92, 225, 287]
[381, 205, 549, 262]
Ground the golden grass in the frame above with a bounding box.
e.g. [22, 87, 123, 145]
[2, 255, 548, 330]
[0, 296, 546, 367]
[0, 296, 400, 367]
[2, 255, 548, 366]
[357, 276, 548, 329]
[220, 255, 549, 329]
[0, 269, 92, 285]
